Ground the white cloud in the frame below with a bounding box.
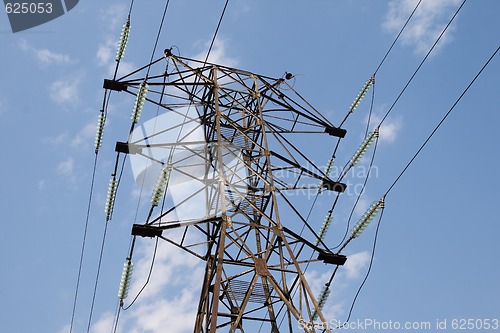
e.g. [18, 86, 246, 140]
[383, 0, 461, 55]
[304, 251, 372, 322]
[50, 77, 81, 105]
[99, 4, 128, 30]
[89, 312, 115, 333]
[368, 112, 402, 144]
[57, 157, 74, 177]
[19, 39, 74, 66]
[343, 251, 370, 280]
[85, 234, 203, 333]
[115, 61, 135, 79]
[96, 36, 135, 78]
[192, 38, 239, 68]
[46, 131, 69, 145]
[71, 121, 97, 148]
[38, 180, 46, 191]
[380, 117, 402, 143]
[354, 196, 372, 217]
[95, 5, 137, 78]
[96, 38, 114, 66]
[36, 49, 73, 66]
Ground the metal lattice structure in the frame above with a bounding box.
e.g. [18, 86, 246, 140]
[105, 49, 349, 333]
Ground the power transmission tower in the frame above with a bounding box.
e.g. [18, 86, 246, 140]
[105, 49, 348, 333]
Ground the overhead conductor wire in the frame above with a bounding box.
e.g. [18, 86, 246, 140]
[112, 1, 231, 331]
[383, 45, 499, 197]
[328, 45, 500, 333]
[378, 0, 467, 126]
[273, 2, 423, 329]
[306, 0, 423, 242]
[68, 1, 136, 332]
[109, 1, 173, 332]
[332, 0, 467, 246]
[189, 0, 229, 99]
[311, 0, 469, 327]
[338, 0, 423, 128]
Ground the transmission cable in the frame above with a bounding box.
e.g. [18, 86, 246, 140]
[328, 45, 499, 330]
[339, 0, 422, 128]
[384, 45, 499, 197]
[311, 2, 469, 325]
[85, 153, 128, 333]
[378, 0, 467, 126]
[203, 0, 229, 65]
[110, 3, 231, 326]
[145, 0, 171, 78]
[69, 74, 115, 333]
[189, 0, 229, 100]
[302, 0, 416, 244]
[326, 207, 385, 332]
[333, 134, 379, 250]
[373, 0, 422, 76]
[68, 154, 98, 333]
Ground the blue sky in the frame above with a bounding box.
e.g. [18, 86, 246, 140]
[1, 1, 499, 333]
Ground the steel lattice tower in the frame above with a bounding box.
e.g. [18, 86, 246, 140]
[105, 49, 348, 333]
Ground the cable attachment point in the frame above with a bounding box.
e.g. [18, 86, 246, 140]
[164, 48, 173, 58]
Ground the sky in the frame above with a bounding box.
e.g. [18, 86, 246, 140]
[1, 1, 499, 333]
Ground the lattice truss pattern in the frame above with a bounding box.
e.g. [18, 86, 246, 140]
[105, 49, 348, 333]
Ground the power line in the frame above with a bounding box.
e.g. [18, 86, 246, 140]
[339, 0, 421, 128]
[373, 0, 422, 76]
[127, 0, 134, 17]
[145, 0, 171, 78]
[85, 153, 128, 333]
[203, 0, 229, 65]
[68, 154, 98, 333]
[384, 45, 500, 197]
[331, 207, 385, 332]
[188, 0, 230, 100]
[69, 68, 115, 333]
[333, 134, 379, 250]
[378, 0, 467, 126]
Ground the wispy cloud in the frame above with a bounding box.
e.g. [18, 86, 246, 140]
[368, 111, 402, 144]
[192, 38, 239, 68]
[57, 157, 74, 177]
[95, 31, 135, 78]
[71, 121, 97, 148]
[37, 180, 46, 191]
[343, 251, 370, 279]
[49, 76, 82, 106]
[19, 39, 74, 66]
[86, 238, 202, 333]
[99, 4, 128, 30]
[354, 196, 372, 217]
[36, 49, 73, 66]
[306, 250, 372, 322]
[383, 0, 461, 55]
[96, 38, 114, 66]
